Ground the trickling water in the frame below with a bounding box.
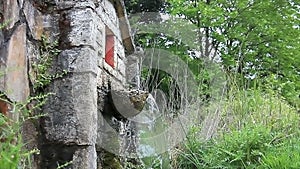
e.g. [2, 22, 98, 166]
[120, 48, 169, 165]
[114, 93, 162, 158]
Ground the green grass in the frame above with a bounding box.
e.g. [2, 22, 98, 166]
[0, 115, 22, 169]
[260, 138, 300, 169]
[0, 94, 48, 169]
[174, 86, 300, 169]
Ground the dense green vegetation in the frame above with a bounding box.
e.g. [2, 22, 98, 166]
[175, 87, 300, 168]
[167, 0, 300, 109]
[126, 0, 300, 168]
[127, 0, 299, 109]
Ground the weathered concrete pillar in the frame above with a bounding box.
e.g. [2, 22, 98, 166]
[40, 3, 101, 169]
[126, 48, 144, 89]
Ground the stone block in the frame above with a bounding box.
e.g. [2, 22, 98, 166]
[103, 50, 118, 74]
[72, 73, 97, 143]
[116, 39, 126, 60]
[95, 6, 121, 39]
[96, 115, 120, 153]
[126, 53, 141, 88]
[117, 57, 126, 76]
[97, 72, 110, 89]
[73, 145, 97, 169]
[115, 71, 126, 85]
[56, 0, 96, 10]
[2, 0, 19, 29]
[42, 14, 61, 41]
[95, 17, 105, 59]
[103, 0, 118, 23]
[23, 1, 44, 40]
[42, 73, 97, 145]
[40, 144, 96, 169]
[96, 67, 103, 86]
[73, 1, 96, 9]
[98, 47, 104, 66]
[95, 21, 105, 47]
[0, 24, 29, 102]
[58, 47, 98, 74]
[110, 77, 125, 91]
[67, 8, 100, 49]
[26, 39, 39, 88]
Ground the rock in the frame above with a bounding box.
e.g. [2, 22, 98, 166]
[41, 73, 97, 145]
[72, 145, 97, 169]
[2, 0, 19, 29]
[23, 1, 44, 40]
[110, 89, 149, 118]
[40, 144, 96, 169]
[126, 48, 143, 89]
[0, 24, 29, 103]
[58, 47, 98, 74]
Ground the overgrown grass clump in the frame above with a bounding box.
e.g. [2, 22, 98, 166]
[0, 115, 23, 169]
[0, 97, 44, 169]
[174, 87, 300, 169]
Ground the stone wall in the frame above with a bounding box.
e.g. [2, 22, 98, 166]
[0, 0, 138, 168]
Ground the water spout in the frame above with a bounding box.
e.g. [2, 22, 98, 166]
[129, 94, 160, 125]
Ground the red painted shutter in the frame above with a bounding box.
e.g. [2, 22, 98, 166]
[105, 35, 115, 68]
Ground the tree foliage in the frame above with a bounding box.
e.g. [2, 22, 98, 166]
[126, 0, 300, 109]
[125, 1, 300, 168]
[166, 0, 300, 108]
[124, 0, 165, 13]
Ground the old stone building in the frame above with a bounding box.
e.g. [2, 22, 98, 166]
[0, 0, 144, 168]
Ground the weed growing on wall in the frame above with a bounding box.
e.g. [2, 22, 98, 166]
[0, 19, 11, 29]
[56, 160, 73, 169]
[0, 114, 22, 169]
[0, 95, 47, 169]
[32, 35, 66, 92]
[0, 24, 54, 168]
